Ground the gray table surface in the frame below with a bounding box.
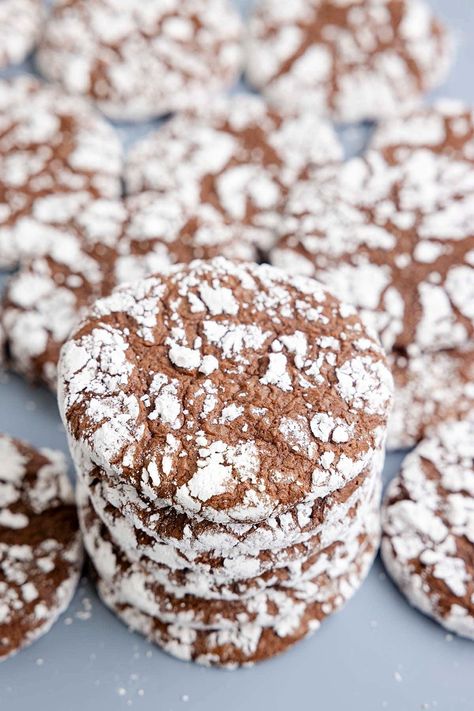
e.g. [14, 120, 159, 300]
[0, 1, 473, 709]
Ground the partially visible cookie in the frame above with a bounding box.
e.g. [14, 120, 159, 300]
[388, 349, 474, 450]
[0, 76, 122, 269]
[0, 0, 43, 68]
[271, 149, 474, 355]
[1, 191, 256, 389]
[0, 435, 83, 661]
[246, 0, 453, 123]
[371, 100, 474, 161]
[37, 0, 243, 120]
[125, 95, 342, 250]
[382, 420, 474, 639]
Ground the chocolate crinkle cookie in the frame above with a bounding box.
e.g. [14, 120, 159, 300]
[271, 101, 474, 449]
[125, 94, 342, 251]
[57, 258, 391, 666]
[245, 0, 453, 123]
[58, 257, 393, 526]
[0, 191, 258, 390]
[381, 420, 474, 639]
[0, 434, 83, 661]
[36, 0, 243, 121]
[0, 0, 43, 69]
[0, 75, 122, 269]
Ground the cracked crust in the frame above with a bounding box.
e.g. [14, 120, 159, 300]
[246, 0, 453, 122]
[36, 0, 243, 121]
[388, 348, 474, 450]
[370, 100, 474, 161]
[58, 257, 393, 525]
[1, 192, 256, 389]
[382, 420, 474, 639]
[96, 529, 378, 668]
[0, 75, 122, 269]
[78, 464, 381, 590]
[125, 94, 342, 251]
[271, 147, 474, 356]
[79, 473, 381, 604]
[0, 435, 83, 660]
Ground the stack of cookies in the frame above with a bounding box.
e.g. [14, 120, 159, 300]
[58, 258, 393, 666]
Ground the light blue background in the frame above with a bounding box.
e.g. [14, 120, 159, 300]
[0, 1, 473, 709]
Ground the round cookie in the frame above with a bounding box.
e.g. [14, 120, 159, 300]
[124, 95, 342, 250]
[77, 471, 381, 599]
[96, 534, 378, 668]
[81, 454, 382, 565]
[58, 257, 393, 526]
[0, 434, 83, 660]
[388, 348, 474, 450]
[0, 0, 43, 68]
[245, 0, 453, 123]
[1, 191, 256, 389]
[382, 420, 474, 639]
[271, 148, 474, 355]
[36, 0, 243, 121]
[83, 497, 378, 630]
[370, 100, 474, 161]
[0, 75, 122, 269]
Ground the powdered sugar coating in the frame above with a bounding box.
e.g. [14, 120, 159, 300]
[371, 100, 474, 161]
[0, 0, 43, 68]
[0, 75, 122, 269]
[78, 463, 381, 588]
[96, 530, 378, 668]
[1, 192, 255, 389]
[0, 434, 83, 660]
[125, 95, 342, 250]
[388, 349, 474, 450]
[59, 257, 392, 525]
[382, 420, 474, 639]
[271, 148, 474, 355]
[79, 474, 380, 604]
[37, 0, 243, 121]
[246, 0, 453, 123]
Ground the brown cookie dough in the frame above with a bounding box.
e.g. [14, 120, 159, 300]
[0, 435, 83, 660]
[271, 149, 474, 355]
[83, 488, 379, 630]
[246, 0, 453, 123]
[78, 469, 381, 598]
[36, 0, 243, 121]
[58, 258, 393, 525]
[370, 100, 474, 161]
[388, 348, 474, 450]
[124, 95, 342, 251]
[1, 192, 256, 389]
[96, 532, 378, 668]
[381, 420, 474, 639]
[0, 0, 43, 68]
[0, 75, 122, 269]
[82, 454, 381, 565]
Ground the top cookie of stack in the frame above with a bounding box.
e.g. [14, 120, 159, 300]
[58, 257, 392, 525]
